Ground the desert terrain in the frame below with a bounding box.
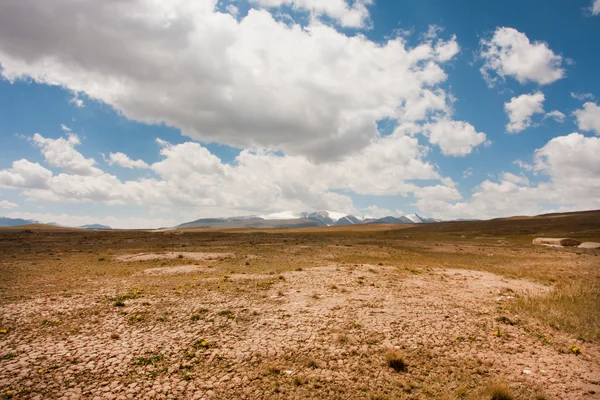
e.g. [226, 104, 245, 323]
[1, 211, 599, 400]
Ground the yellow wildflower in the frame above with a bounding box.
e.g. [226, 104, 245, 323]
[570, 345, 582, 355]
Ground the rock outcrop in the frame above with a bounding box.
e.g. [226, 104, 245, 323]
[532, 238, 581, 247]
[578, 242, 600, 249]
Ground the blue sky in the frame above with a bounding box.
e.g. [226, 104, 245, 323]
[1, 0, 599, 228]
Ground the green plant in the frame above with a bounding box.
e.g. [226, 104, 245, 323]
[218, 310, 235, 319]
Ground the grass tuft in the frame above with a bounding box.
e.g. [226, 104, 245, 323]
[385, 349, 407, 372]
[484, 382, 514, 400]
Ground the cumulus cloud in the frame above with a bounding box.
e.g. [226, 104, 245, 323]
[32, 133, 101, 176]
[504, 92, 545, 133]
[423, 119, 488, 156]
[105, 152, 150, 169]
[0, 0, 469, 161]
[434, 35, 460, 61]
[480, 27, 564, 86]
[0, 133, 453, 217]
[417, 133, 600, 219]
[573, 102, 600, 135]
[0, 159, 53, 189]
[0, 200, 19, 209]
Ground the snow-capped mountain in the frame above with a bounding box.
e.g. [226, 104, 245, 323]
[177, 210, 442, 229]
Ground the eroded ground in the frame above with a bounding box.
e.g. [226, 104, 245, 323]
[0, 228, 599, 399]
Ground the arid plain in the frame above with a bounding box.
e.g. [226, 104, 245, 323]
[1, 211, 599, 400]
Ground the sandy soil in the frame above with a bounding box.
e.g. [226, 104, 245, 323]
[1, 263, 598, 400]
[116, 252, 234, 262]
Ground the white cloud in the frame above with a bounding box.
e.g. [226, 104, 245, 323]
[70, 93, 84, 108]
[573, 102, 600, 135]
[32, 133, 101, 176]
[592, 0, 600, 15]
[544, 110, 566, 123]
[504, 92, 545, 133]
[423, 119, 488, 157]
[480, 27, 564, 86]
[0, 132, 455, 219]
[60, 124, 72, 132]
[571, 92, 595, 101]
[361, 205, 395, 219]
[251, 0, 373, 28]
[0, 200, 18, 209]
[501, 172, 529, 185]
[0, 159, 53, 189]
[105, 152, 150, 169]
[434, 35, 460, 62]
[0, 0, 462, 161]
[226, 4, 240, 18]
[417, 133, 600, 220]
[462, 167, 473, 179]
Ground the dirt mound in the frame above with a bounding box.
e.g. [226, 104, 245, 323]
[532, 238, 581, 247]
[116, 252, 234, 262]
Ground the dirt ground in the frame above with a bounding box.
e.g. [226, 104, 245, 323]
[0, 223, 599, 400]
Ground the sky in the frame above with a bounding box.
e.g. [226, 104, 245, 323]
[1, 0, 600, 229]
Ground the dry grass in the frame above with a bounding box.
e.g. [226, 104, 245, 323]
[0, 211, 598, 399]
[514, 278, 600, 342]
[386, 349, 407, 372]
[482, 382, 514, 400]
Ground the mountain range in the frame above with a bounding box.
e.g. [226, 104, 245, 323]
[1, 211, 442, 230]
[0, 217, 112, 229]
[176, 211, 441, 229]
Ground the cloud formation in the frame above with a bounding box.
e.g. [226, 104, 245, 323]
[574, 102, 600, 135]
[0, 200, 18, 209]
[0, 0, 469, 162]
[418, 133, 600, 219]
[504, 92, 545, 133]
[480, 27, 564, 86]
[105, 153, 150, 169]
[0, 132, 449, 216]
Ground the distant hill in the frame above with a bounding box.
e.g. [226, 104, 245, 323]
[79, 224, 112, 230]
[0, 217, 111, 229]
[0, 217, 39, 227]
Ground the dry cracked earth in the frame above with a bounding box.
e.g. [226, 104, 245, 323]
[0, 229, 599, 400]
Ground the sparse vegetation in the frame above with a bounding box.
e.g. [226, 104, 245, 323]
[514, 279, 600, 342]
[483, 382, 514, 400]
[135, 353, 164, 366]
[385, 349, 407, 372]
[218, 310, 235, 319]
[0, 211, 598, 399]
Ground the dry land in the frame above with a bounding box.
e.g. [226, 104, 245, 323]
[1, 210, 599, 399]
